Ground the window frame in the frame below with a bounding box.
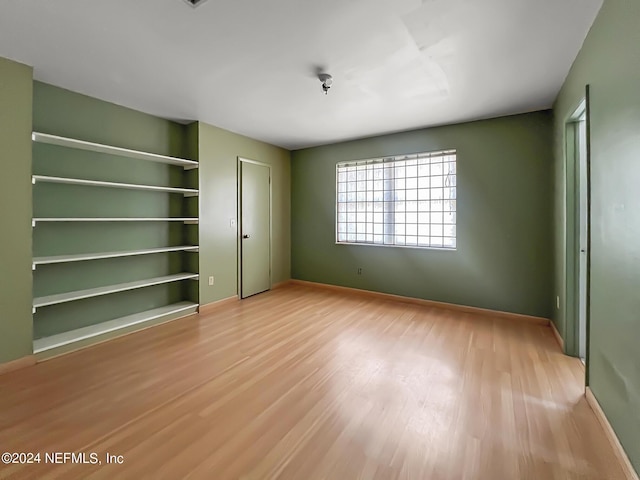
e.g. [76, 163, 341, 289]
[335, 149, 457, 250]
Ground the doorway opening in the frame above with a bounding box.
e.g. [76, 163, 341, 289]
[565, 94, 590, 369]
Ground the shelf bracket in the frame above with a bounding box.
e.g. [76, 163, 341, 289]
[32, 306, 36, 314]
[32, 264, 36, 271]
[32, 219, 36, 228]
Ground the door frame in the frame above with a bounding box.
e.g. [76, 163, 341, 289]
[237, 157, 272, 299]
[564, 86, 592, 383]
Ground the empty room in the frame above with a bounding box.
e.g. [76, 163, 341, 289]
[0, 0, 638, 478]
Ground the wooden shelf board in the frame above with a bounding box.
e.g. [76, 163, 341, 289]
[33, 218, 198, 224]
[32, 132, 198, 170]
[33, 246, 199, 268]
[32, 175, 199, 196]
[33, 302, 199, 353]
[33, 273, 199, 309]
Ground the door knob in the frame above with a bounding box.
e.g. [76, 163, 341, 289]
[243, 234, 250, 239]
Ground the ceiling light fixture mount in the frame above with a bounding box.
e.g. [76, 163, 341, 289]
[182, 0, 209, 7]
[318, 73, 333, 95]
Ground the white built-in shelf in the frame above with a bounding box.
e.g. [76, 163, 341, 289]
[32, 175, 199, 197]
[33, 246, 199, 269]
[32, 217, 198, 226]
[33, 273, 199, 310]
[32, 132, 199, 170]
[33, 301, 198, 353]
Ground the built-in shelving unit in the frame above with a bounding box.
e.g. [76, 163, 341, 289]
[31, 129, 199, 355]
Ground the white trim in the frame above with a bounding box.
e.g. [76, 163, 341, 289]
[336, 149, 457, 168]
[335, 241, 455, 251]
[570, 98, 587, 121]
[239, 157, 271, 167]
[563, 91, 590, 360]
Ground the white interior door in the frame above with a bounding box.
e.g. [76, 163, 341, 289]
[240, 159, 271, 298]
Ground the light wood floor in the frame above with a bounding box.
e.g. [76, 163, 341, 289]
[0, 284, 626, 479]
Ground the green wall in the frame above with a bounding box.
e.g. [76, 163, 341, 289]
[33, 82, 187, 154]
[553, 0, 640, 472]
[0, 57, 33, 364]
[292, 111, 553, 318]
[196, 122, 291, 305]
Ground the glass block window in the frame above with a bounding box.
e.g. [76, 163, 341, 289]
[336, 150, 456, 249]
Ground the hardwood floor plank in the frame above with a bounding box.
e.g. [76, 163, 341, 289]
[0, 284, 628, 479]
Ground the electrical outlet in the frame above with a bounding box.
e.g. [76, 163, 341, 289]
[230, 218, 236, 228]
[357, 267, 362, 275]
[209, 276, 215, 286]
[556, 296, 560, 309]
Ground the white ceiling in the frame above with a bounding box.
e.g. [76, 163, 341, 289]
[0, 0, 602, 150]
